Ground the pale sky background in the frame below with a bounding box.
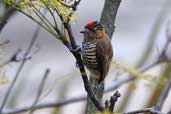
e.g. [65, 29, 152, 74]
[0, 0, 171, 114]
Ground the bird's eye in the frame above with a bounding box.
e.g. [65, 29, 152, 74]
[89, 27, 97, 32]
[90, 26, 103, 32]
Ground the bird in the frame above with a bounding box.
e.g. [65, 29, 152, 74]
[80, 21, 113, 83]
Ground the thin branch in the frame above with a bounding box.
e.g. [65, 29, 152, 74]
[57, 0, 73, 8]
[28, 69, 50, 114]
[0, 47, 38, 67]
[162, 21, 171, 62]
[0, 40, 10, 46]
[155, 81, 171, 111]
[43, 2, 68, 44]
[32, 6, 55, 33]
[5, 2, 59, 39]
[105, 90, 121, 112]
[2, 104, 166, 114]
[0, 49, 21, 66]
[1, 97, 86, 114]
[123, 108, 164, 114]
[106, 58, 160, 93]
[0, 20, 41, 113]
[47, 8, 58, 29]
[57, 0, 82, 10]
[64, 23, 77, 49]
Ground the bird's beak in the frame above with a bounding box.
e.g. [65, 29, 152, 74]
[80, 30, 88, 34]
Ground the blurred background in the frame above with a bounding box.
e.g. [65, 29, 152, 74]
[0, 0, 171, 114]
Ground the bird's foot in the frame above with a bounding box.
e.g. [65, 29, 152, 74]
[69, 45, 84, 68]
[69, 45, 81, 54]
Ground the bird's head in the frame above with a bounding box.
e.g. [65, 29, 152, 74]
[80, 21, 105, 39]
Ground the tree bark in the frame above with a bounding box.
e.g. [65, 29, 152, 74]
[86, 0, 121, 114]
[86, 78, 104, 114]
[100, 0, 121, 38]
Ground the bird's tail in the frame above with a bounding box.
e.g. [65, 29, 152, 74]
[92, 86, 98, 97]
[89, 74, 104, 99]
[92, 81, 103, 97]
[86, 75, 104, 113]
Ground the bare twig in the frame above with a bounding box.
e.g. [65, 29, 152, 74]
[2, 104, 166, 114]
[32, 6, 54, 32]
[150, 23, 171, 111]
[107, 90, 121, 112]
[28, 69, 50, 114]
[1, 96, 87, 114]
[106, 58, 160, 93]
[0, 22, 41, 113]
[64, 23, 77, 49]
[0, 49, 21, 66]
[123, 108, 164, 114]
[0, 40, 10, 46]
[58, 0, 82, 10]
[155, 81, 171, 111]
[162, 21, 171, 62]
[0, 47, 39, 67]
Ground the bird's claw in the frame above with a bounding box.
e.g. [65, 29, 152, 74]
[69, 45, 81, 54]
[76, 62, 80, 68]
[69, 45, 83, 68]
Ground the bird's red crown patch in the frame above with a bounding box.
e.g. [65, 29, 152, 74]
[85, 21, 96, 29]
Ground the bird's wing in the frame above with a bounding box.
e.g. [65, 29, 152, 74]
[96, 37, 113, 83]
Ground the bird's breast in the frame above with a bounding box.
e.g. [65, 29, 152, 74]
[82, 40, 98, 69]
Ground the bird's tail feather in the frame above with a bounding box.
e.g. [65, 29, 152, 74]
[89, 74, 104, 99]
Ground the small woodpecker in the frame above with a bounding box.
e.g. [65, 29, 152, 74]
[81, 21, 113, 83]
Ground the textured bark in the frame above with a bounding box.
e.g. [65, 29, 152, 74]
[86, 78, 104, 114]
[100, 0, 121, 38]
[86, 0, 121, 114]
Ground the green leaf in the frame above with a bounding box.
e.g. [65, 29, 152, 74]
[32, 1, 46, 8]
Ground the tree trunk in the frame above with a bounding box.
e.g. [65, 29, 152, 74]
[86, 78, 104, 114]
